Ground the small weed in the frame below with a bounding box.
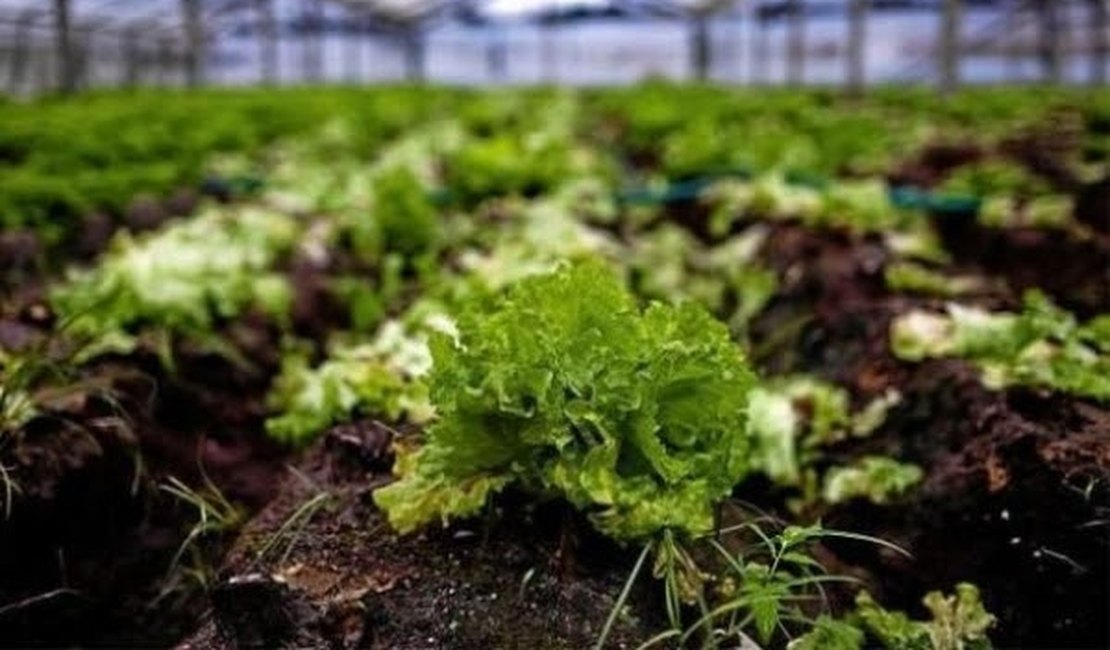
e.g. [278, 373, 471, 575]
[161, 474, 245, 589]
[252, 491, 333, 568]
[599, 517, 910, 650]
[0, 462, 20, 520]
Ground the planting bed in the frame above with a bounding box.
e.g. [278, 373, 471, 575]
[1, 87, 1108, 649]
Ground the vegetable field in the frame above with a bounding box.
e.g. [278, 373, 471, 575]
[1, 86, 1108, 649]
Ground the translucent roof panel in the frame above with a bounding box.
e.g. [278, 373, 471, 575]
[0, 0, 749, 41]
[0, 0, 212, 36]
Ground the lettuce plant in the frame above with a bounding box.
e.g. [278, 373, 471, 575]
[891, 292, 1110, 401]
[451, 190, 621, 296]
[370, 167, 441, 263]
[443, 133, 576, 206]
[51, 206, 297, 362]
[822, 457, 924, 506]
[374, 261, 757, 540]
[978, 194, 1075, 229]
[704, 175, 915, 235]
[885, 262, 982, 298]
[746, 376, 914, 506]
[855, 584, 995, 650]
[790, 583, 995, 650]
[815, 179, 910, 233]
[625, 224, 777, 334]
[704, 175, 823, 226]
[266, 309, 453, 444]
[939, 160, 1050, 198]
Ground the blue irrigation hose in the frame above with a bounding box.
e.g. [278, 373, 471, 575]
[616, 170, 984, 218]
[210, 167, 984, 219]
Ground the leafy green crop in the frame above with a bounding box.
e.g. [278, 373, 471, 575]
[370, 167, 441, 263]
[625, 224, 777, 335]
[0, 357, 38, 437]
[443, 133, 576, 206]
[885, 262, 982, 298]
[266, 311, 452, 444]
[746, 376, 912, 507]
[978, 194, 1075, 229]
[788, 583, 995, 650]
[704, 174, 916, 235]
[823, 457, 924, 505]
[939, 160, 1050, 198]
[51, 206, 298, 362]
[891, 292, 1110, 401]
[858, 584, 995, 650]
[374, 261, 757, 540]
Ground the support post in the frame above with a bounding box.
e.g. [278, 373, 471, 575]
[345, 14, 360, 82]
[54, 0, 75, 94]
[74, 27, 90, 89]
[540, 21, 556, 83]
[158, 37, 174, 86]
[1092, 0, 1109, 85]
[1006, 3, 1024, 82]
[751, 11, 767, 84]
[733, 6, 744, 84]
[691, 13, 711, 81]
[121, 27, 141, 87]
[1037, 0, 1064, 84]
[8, 11, 36, 95]
[402, 26, 424, 82]
[939, 0, 962, 95]
[255, 0, 278, 84]
[847, 0, 867, 94]
[181, 0, 202, 86]
[786, 0, 805, 85]
[302, 0, 323, 82]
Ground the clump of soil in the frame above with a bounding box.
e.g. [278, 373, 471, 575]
[0, 318, 291, 647]
[888, 141, 986, 188]
[826, 366, 1110, 648]
[4, 189, 1107, 647]
[180, 422, 658, 650]
[1075, 176, 1110, 236]
[931, 211, 1110, 318]
[746, 223, 1110, 648]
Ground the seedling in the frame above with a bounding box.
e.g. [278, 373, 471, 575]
[251, 468, 333, 567]
[161, 475, 245, 589]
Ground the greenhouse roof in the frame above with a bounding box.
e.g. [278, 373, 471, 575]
[0, 0, 753, 36]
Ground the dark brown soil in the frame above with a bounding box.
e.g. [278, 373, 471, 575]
[998, 108, 1087, 192]
[825, 364, 1110, 649]
[170, 219, 1109, 649]
[3, 184, 1108, 647]
[746, 223, 1110, 648]
[888, 141, 986, 189]
[1075, 176, 1110, 236]
[0, 313, 291, 647]
[179, 422, 658, 650]
[931, 211, 1110, 318]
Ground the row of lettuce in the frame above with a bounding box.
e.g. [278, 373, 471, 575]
[3, 88, 1109, 648]
[3, 85, 1109, 250]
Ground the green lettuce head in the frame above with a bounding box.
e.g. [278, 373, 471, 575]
[374, 260, 756, 541]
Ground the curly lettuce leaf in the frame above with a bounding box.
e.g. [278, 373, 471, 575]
[891, 292, 1110, 401]
[885, 262, 982, 298]
[266, 314, 447, 445]
[788, 616, 866, 650]
[51, 206, 297, 355]
[374, 261, 756, 540]
[856, 584, 995, 650]
[823, 456, 924, 505]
